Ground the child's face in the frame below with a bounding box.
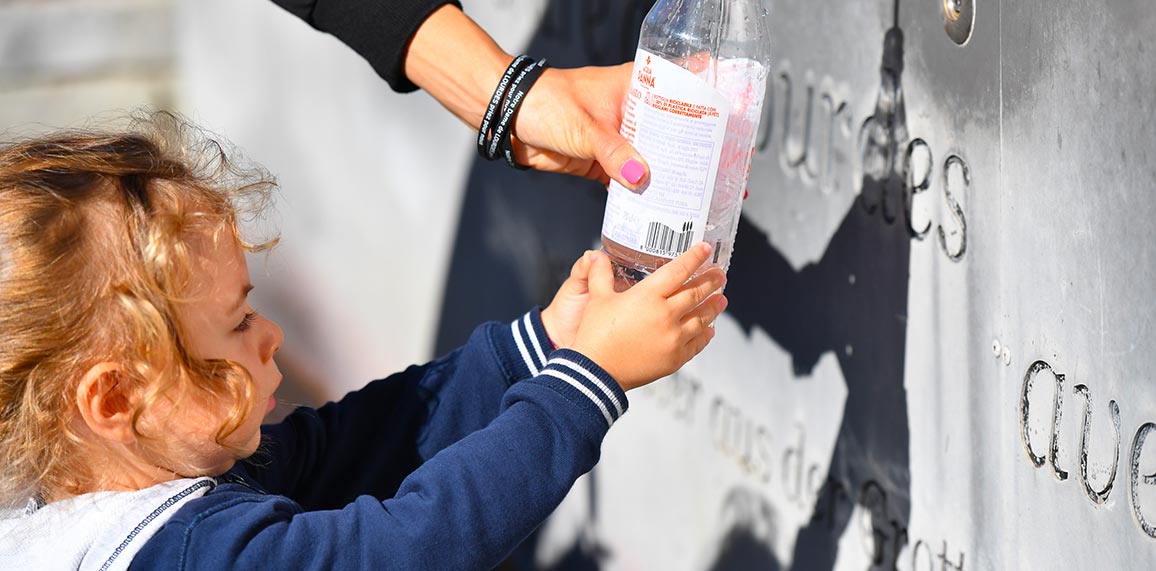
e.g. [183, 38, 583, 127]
[156, 232, 284, 476]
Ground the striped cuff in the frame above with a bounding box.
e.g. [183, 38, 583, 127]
[493, 308, 554, 381]
[535, 350, 628, 428]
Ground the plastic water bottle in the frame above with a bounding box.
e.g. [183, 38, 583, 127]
[601, 0, 771, 288]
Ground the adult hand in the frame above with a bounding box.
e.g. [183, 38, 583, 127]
[510, 64, 650, 190]
[570, 244, 728, 391]
[405, 6, 649, 191]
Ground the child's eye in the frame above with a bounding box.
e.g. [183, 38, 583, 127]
[234, 312, 257, 333]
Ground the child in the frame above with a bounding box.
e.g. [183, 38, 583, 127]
[0, 113, 727, 570]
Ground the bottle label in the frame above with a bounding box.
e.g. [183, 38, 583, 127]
[603, 49, 733, 259]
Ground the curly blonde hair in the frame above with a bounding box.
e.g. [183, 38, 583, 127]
[0, 111, 278, 506]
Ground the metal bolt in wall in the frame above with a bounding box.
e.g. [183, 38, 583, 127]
[943, 0, 975, 45]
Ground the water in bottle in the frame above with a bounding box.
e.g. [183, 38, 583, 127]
[601, 0, 772, 289]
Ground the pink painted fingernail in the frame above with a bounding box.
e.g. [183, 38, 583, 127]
[621, 159, 645, 185]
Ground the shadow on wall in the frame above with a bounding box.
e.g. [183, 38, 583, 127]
[727, 1, 914, 568]
[439, 0, 918, 569]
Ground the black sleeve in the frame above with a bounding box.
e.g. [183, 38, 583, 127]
[268, 0, 463, 92]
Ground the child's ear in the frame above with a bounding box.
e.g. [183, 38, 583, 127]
[76, 363, 137, 444]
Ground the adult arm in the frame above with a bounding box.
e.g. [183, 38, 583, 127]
[267, 0, 649, 188]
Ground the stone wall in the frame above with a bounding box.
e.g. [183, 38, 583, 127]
[0, 0, 173, 132]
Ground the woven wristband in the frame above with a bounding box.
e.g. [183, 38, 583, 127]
[477, 55, 533, 161]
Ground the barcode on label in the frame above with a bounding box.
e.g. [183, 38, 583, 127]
[643, 220, 694, 257]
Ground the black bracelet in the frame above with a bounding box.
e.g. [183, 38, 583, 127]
[477, 55, 533, 161]
[497, 58, 549, 170]
[477, 56, 549, 169]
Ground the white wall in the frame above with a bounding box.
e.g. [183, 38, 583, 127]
[0, 0, 173, 132]
[175, 0, 545, 400]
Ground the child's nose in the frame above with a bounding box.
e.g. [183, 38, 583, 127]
[259, 316, 284, 364]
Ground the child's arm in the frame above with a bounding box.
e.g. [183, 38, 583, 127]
[233, 251, 602, 507]
[232, 305, 557, 509]
[135, 246, 726, 570]
[138, 350, 625, 570]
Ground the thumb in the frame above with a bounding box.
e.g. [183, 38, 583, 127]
[572, 250, 594, 279]
[592, 126, 649, 192]
[586, 250, 617, 296]
[561, 250, 594, 295]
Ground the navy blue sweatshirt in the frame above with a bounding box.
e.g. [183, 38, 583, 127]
[129, 310, 628, 570]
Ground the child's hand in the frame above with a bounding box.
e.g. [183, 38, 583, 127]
[540, 251, 597, 349]
[570, 243, 728, 391]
